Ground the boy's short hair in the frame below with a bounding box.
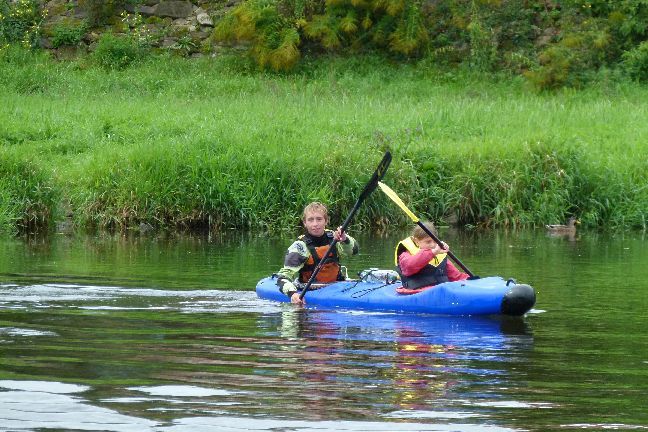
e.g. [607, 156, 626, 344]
[302, 202, 329, 221]
[412, 221, 438, 239]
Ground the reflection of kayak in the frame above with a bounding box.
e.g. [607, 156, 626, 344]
[306, 310, 533, 349]
[256, 275, 536, 316]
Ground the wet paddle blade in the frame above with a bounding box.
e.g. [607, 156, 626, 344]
[378, 181, 419, 223]
[358, 151, 392, 201]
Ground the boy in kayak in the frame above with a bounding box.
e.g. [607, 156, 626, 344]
[395, 222, 468, 293]
[276, 202, 359, 305]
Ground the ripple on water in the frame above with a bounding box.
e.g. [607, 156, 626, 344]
[0, 380, 523, 432]
[0, 327, 58, 337]
[127, 385, 239, 397]
[0, 283, 280, 314]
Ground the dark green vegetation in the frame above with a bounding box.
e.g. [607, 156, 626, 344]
[2, 1, 648, 86]
[1, 44, 647, 234]
[215, 0, 648, 88]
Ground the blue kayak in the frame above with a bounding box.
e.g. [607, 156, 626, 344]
[256, 274, 536, 316]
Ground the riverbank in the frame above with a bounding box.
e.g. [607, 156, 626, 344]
[1, 47, 647, 234]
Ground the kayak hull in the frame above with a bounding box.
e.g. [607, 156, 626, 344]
[255, 275, 535, 316]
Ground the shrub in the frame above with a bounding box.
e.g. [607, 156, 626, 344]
[0, 0, 45, 48]
[525, 22, 612, 90]
[51, 18, 88, 48]
[215, 0, 430, 71]
[214, 0, 648, 86]
[214, 0, 302, 71]
[622, 41, 648, 82]
[93, 32, 145, 69]
[467, 10, 497, 72]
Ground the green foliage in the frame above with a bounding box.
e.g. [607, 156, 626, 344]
[215, 0, 302, 71]
[521, 0, 648, 89]
[467, 5, 497, 72]
[78, 0, 129, 26]
[51, 18, 88, 48]
[121, 10, 159, 48]
[0, 0, 45, 48]
[213, 0, 648, 86]
[0, 149, 58, 234]
[215, 0, 429, 71]
[93, 32, 146, 69]
[622, 40, 648, 81]
[305, 0, 429, 56]
[0, 44, 59, 94]
[413, 142, 648, 230]
[566, 0, 648, 47]
[525, 21, 613, 89]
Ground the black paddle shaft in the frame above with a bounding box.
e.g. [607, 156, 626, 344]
[299, 151, 392, 300]
[415, 220, 475, 278]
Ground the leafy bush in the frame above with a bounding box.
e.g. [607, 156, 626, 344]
[215, 0, 429, 71]
[93, 32, 146, 69]
[304, 0, 428, 56]
[0, 0, 45, 48]
[214, 0, 302, 71]
[622, 41, 648, 82]
[213, 0, 648, 87]
[51, 18, 88, 48]
[467, 9, 497, 72]
[525, 22, 612, 90]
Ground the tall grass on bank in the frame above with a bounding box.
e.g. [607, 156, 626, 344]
[0, 147, 58, 234]
[1, 47, 647, 233]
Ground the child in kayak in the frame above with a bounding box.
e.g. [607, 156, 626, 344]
[276, 202, 359, 305]
[395, 222, 468, 294]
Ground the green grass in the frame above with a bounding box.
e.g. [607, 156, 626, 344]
[1, 47, 647, 233]
[0, 147, 59, 234]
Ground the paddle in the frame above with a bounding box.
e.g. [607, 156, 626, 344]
[299, 151, 392, 300]
[377, 181, 475, 278]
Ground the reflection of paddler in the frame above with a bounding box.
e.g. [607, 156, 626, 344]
[277, 310, 375, 418]
[280, 308, 304, 340]
[278, 309, 345, 368]
[390, 327, 457, 409]
[395, 222, 468, 294]
[399, 342, 451, 354]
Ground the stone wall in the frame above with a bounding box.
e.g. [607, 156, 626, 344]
[41, 0, 241, 56]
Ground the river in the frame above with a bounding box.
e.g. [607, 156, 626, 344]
[1, 228, 647, 431]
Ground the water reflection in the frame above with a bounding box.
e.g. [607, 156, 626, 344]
[0, 300, 534, 431]
[0, 280, 536, 426]
[0, 380, 158, 432]
[0, 377, 524, 431]
[252, 309, 535, 420]
[2, 229, 648, 431]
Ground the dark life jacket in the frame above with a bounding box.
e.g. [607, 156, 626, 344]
[299, 231, 343, 283]
[394, 237, 449, 289]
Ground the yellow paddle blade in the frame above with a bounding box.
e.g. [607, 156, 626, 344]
[377, 181, 420, 223]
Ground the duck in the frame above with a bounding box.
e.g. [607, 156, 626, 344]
[545, 216, 579, 234]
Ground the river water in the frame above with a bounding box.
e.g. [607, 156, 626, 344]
[1, 228, 647, 431]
